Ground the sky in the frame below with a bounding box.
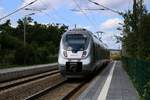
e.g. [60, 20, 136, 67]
[0, 0, 150, 49]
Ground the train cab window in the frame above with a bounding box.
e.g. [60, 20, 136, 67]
[63, 34, 89, 51]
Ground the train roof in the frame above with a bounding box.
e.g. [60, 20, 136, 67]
[64, 28, 91, 35]
[63, 28, 108, 49]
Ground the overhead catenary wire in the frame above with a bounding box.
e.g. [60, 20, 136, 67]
[39, 0, 72, 26]
[72, 0, 101, 38]
[88, 0, 123, 15]
[72, 0, 97, 28]
[0, 0, 38, 21]
[71, 8, 105, 11]
[25, 8, 55, 22]
[51, 7, 72, 24]
[38, 0, 57, 22]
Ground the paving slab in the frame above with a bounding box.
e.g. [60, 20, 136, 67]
[106, 61, 139, 100]
[78, 61, 139, 100]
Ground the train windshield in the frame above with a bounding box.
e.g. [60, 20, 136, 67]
[63, 34, 89, 51]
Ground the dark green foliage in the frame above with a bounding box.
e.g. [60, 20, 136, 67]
[0, 34, 23, 50]
[121, 1, 150, 99]
[122, 57, 150, 99]
[142, 81, 150, 100]
[138, 14, 150, 59]
[0, 18, 68, 67]
[15, 44, 35, 65]
[121, 0, 150, 59]
[122, 57, 150, 95]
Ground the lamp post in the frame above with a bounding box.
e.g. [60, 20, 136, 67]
[23, 13, 35, 65]
[0, 31, 1, 50]
[23, 13, 35, 47]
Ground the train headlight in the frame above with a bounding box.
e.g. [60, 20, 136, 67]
[82, 51, 87, 58]
[63, 51, 67, 57]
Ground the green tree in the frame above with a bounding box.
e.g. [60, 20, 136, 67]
[0, 18, 68, 66]
[122, 0, 149, 59]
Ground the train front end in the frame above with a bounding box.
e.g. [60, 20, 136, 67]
[58, 29, 94, 78]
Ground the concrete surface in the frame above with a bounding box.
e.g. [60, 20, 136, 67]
[78, 61, 139, 100]
[0, 63, 58, 82]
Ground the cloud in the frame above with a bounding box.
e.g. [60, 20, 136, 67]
[69, 24, 91, 30]
[88, 0, 150, 13]
[0, 7, 8, 24]
[21, 0, 64, 11]
[100, 0, 127, 8]
[71, 0, 129, 9]
[100, 18, 123, 31]
[145, 0, 150, 4]
[0, 7, 4, 15]
[19, 0, 67, 19]
[89, 0, 131, 10]
[101, 30, 121, 49]
[0, 7, 5, 15]
[98, 18, 123, 49]
[69, 0, 132, 17]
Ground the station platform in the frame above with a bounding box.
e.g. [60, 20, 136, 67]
[0, 63, 57, 82]
[78, 61, 139, 100]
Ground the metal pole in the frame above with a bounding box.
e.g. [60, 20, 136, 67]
[75, 24, 77, 28]
[96, 31, 104, 40]
[23, 17, 26, 65]
[23, 13, 35, 65]
[24, 17, 26, 47]
[23, 13, 35, 47]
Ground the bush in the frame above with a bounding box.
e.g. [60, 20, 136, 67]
[48, 55, 58, 63]
[142, 81, 150, 100]
[0, 50, 15, 65]
[146, 56, 150, 61]
[122, 57, 150, 99]
[3, 53, 15, 65]
[110, 54, 121, 60]
[37, 47, 50, 63]
[15, 45, 36, 65]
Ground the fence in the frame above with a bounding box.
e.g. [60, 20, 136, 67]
[122, 56, 150, 98]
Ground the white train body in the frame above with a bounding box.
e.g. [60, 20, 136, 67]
[58, 28, 109, 78]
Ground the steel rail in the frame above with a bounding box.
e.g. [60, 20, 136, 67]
[0, 69, 59, 91]
[61, 81, 86, 100]
[24, 79, 67, 100]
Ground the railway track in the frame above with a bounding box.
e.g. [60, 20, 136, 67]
[0, 68, 65, 100]
[0, 65, 91, 100]
[0, 62, 109, 100]
[0, 69, 60, 91]
[24, 76, 94, 100]
[25, 79, 67, 100]
[61, 81, 87, 100]
[25, 79, 87, 100]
